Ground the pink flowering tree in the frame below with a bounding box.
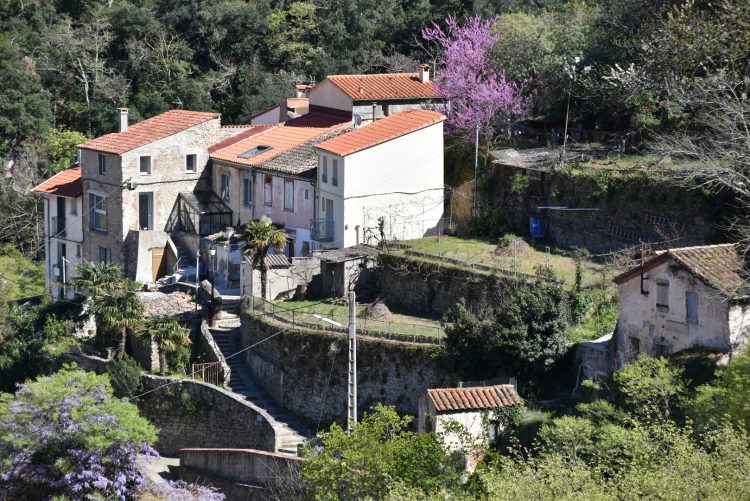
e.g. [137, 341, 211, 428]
[422, 15, 528, 142]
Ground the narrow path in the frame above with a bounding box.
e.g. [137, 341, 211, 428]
[209, 294, 309, 455]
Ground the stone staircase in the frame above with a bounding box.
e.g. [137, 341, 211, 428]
[209, 295, 309, 455]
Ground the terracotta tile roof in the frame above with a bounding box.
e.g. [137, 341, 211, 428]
[315, 109, 445, 156]
[32, 165, 82, 198]
[259, 129, 351, 179]
[287, 98, 309, 109]
[222, 124, 253, 129]
[324, 73, 442, 101]
[79, 110, 220, 154]
[614, 243, 748, 299]
[427, 385, 522, 412]
[210, 119, 348, 167]
[208, 126, 273, 154]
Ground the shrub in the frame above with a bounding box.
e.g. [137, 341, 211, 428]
[109, 354, 144, 399]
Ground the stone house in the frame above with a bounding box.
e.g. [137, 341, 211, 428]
[313, 109, 446, 249]
[316, 244, 379, 298]
[418, 384, 522, 472]
[612, 243, 750, 365]
[77, 108, 247, 283]
[32, 164, 83, 299]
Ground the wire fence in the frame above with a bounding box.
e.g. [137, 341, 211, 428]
[250, 297, 445, 346]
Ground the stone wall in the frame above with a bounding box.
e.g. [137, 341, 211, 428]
[378, 252, 521, 317]
[239, 309, 454, 427]
[136, 376, 277, 456]
[195, 320, 231, 386]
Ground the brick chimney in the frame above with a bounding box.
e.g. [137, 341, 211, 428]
[418, 64, 430, 83]
[117, 108, 129, 133]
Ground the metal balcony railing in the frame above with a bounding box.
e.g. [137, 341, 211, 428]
[52, 216, 66, 237]
[310, 218, 334, 242]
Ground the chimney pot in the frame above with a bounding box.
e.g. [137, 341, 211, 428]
[419, 64, 430, 83]
[117, 108, 129, 133]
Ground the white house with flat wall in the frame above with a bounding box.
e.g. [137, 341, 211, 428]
[32, 165, 84, 299]
[612, 243, 750, 366]
[418, 384, 523, 472]
[312, 109, 446, 249]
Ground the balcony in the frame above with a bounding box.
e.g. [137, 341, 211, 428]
[310, 219, 334, 242]
[52, 216, 66, 237]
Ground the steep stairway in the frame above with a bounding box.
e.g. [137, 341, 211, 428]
[209, 298, 309, 455]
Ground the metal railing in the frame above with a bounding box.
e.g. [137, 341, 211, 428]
[250, 296, 445, 345]
[310, 219, 334, 242]
[191, 362, 223, 387]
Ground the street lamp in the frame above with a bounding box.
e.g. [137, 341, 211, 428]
[209, 246, 217, 325]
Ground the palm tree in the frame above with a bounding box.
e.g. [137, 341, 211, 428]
[98, 288, 143, 356]
[241, 215, 287, 300]
[140, 315, 191, 376]
[72, 262, 127, 345]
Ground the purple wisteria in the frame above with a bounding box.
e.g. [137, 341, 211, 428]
[149, 479, 225, 501]
[422, 15, 528, 140]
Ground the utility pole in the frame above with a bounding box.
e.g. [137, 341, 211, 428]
[473, 123, 480, 218]
[347, 291, 357, 432]
[61, 256, 67, 299]
[195, 247, 200, 312]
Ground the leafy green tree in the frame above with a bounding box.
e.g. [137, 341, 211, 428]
[302, 404, 461, 500]
[98, 288, 143, 356]
[108, 354, 143, 399]
[43, 126, 88, 175]
[612, 354, 686, 423]
[242, 215, 287, 300]
[691, 350, 750, 432]
[267, 2, 321, 74]
[72, 261, 130, 346]
[139, 315, 191, 376]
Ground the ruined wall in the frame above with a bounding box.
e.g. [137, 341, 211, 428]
[239, 310, 454, 427]
[488, 165, 735, 252]
[136, 376, 277, 456]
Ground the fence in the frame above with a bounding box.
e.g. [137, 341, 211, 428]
[191, 362, 223, 387]
[249, 297, 445, 346]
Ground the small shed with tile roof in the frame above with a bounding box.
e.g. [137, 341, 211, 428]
[612, 243, 750, 368]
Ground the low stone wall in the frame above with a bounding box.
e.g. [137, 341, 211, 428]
[240, 309, 455, 427]
[136, 376, 277, 456]
[196, 320, 231, 386]
[179, 448, 303, 487]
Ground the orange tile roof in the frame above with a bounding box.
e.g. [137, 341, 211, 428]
[210, 122, 346, 167]
[324, 73, 442, 101]
[287, 98, 309, 109]
[614, 243, 748, 299]
[427, 385, 522, 412]
[79, 110, 221, 154]
[315, 109, 445, 156]
[32, 165, 82, 198]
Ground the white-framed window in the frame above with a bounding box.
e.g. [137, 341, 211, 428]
[138, 192, 153, 230]
[98, 154, 106, 175]
[656, 280, 669, 309]
[243, 177, 252, 205]
[186, 154, 197, 173]
[332, 159, 338, 186]
[220, 172, 230, 201]
[264, 175, 273, 206]
[284, 179, 294, 212]
[98, 246, 112, 264]
[139, 155, 151, 175]
[322, 157, 328, 183]
[70, 198, 77, 215]
[89, 193, 107, 232]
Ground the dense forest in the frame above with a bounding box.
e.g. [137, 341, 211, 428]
[2, 0, 749, 258]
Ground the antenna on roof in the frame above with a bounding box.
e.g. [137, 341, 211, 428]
[172, 98, 183, 109]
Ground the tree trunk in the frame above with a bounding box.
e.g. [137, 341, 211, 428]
[260, 262, 269, 300]
[118, 327, 127, 356]
[159, 349, 166, 376]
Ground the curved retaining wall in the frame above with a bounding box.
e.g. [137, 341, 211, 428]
[136, 376, 277, 456]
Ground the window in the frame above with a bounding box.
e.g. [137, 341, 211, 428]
[628, 337, 641, 359]
[98, 154, 106, 175]
[686, 291, 699, 325]
[284, 179, 294, 212]
[322, 157, 328, 183]
[243, 178, 252, 205]
[186, 154, 197, 173]
[653, 342, 670, 357]
[98, 246, 112, 264]
[332, 159, 338, 186]
[301, 241, 310, 256]
[89, 194, 107, 232]
[264, 175, 273, 206]
[656, 280, 669, 309]
[321, 197, 326, 212]
[239, 145, 272, 159]
[305, 189, 309, 200]
[220, 173, 230, 201]
[139, 156, 151, 175]
[70, 199, 77, 215]
[76, 244, 81, 258]
[138, 192, 153, 230]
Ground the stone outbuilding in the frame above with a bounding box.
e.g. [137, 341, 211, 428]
[612, 243, 750, 367]
[418, 384, 522, 472]
[316, 244, 378, 298]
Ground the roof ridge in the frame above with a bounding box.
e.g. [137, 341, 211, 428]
[328, 72, 419, 79]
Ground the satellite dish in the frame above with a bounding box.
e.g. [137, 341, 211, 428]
[354, 114, 362, 127]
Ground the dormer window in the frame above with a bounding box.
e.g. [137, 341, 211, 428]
[239, 145, 272, 159]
